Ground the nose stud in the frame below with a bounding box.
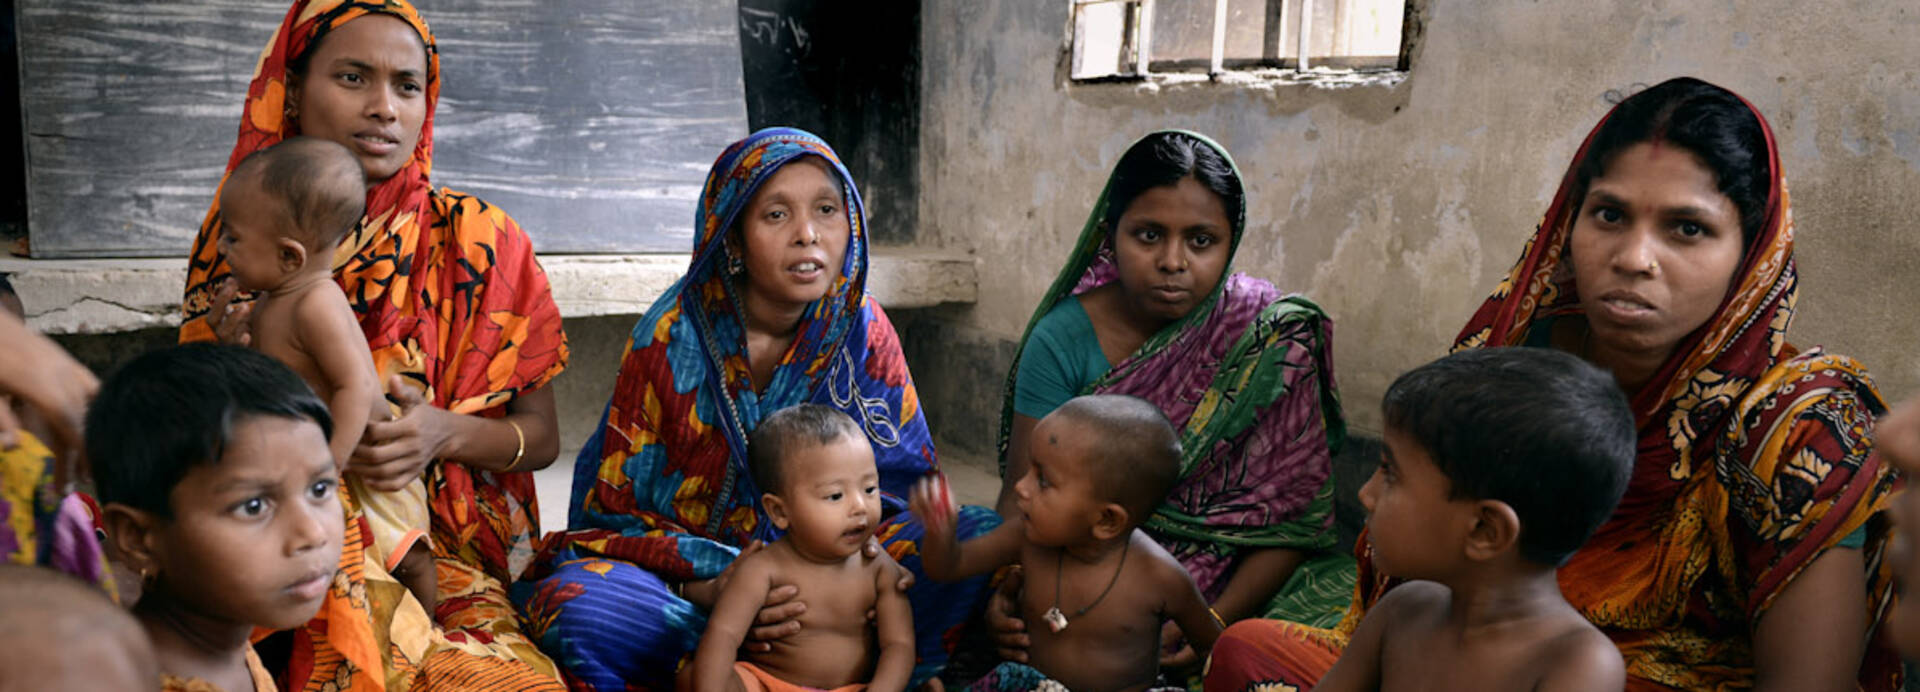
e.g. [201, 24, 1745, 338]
[1647, 259, 1659, 273]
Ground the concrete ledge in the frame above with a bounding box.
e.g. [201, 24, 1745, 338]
[1, 251, 978, 335]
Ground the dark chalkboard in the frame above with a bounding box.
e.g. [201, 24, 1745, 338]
[737, 0, 920, 244]
[17, 0, 748, 258]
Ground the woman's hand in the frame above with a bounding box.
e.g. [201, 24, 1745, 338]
[350, 375, 449, 491]
[1159, 619, 1200, 668]
[0, 312, 97, 462]
[985, 565, 1030, 662]
[203, 279, 255, 347]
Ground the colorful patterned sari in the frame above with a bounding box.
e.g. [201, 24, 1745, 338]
[514, 128, 997, 691]
[1204, 81, 1901, 692]
[178, 2, 569, 689]
[2, 432, 112, 596]
[999, 130, 1350, 628]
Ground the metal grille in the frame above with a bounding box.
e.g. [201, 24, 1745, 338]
[1069, 0, 1406, 80]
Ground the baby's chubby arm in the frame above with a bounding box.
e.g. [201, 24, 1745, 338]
[299, 288, 382, 471]
[689, 553, 772, 692]
[909, 473, 1022, 581]
[868, 552, 914, 692]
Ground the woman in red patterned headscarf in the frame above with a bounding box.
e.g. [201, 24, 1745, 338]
[179, 2, 568, 689]
[1206, 77, 1900, 691]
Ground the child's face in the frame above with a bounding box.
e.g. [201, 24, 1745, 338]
[151, 414, 343, 631]
[1014, 415, 1107, 548]
[1358, 425, 1475, 580]
[218, 178, 294, 292]
[769, 434, 882, 561]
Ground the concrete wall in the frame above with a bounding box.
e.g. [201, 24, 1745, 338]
[908, 0, 1920, 470]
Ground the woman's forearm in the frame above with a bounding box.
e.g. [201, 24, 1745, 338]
[1210, 547, 1307, 624]
[440, 385, 560, 472]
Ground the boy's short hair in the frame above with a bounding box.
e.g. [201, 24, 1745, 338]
[227, 136, 365, 252]
[1382, 347, 1635, 567]
[1048, 394, 1182, 523]
[748, 403, 865, 495]
[86, 343, 333, 518]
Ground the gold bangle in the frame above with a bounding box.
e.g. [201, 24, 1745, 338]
[503, 419, 526, 472]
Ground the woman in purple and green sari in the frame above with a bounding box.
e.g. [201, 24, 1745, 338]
[986, 131, 1350, 676]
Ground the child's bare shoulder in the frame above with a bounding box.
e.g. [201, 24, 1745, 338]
[738, 542, 788, 571]
[293, 280, 355, 322]
[1531, 616, 1623, 691]
[1371, 580, 1450, 624]
[1131, 530, 1190, 587]
[865, 545, 903, 586]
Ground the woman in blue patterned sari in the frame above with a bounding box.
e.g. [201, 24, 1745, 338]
[514, 128, 998, 690]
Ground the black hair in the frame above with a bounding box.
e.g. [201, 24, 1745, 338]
[1103, 131, 1243, 235]
[1048, 394, 1183, 523]
[227, 137, 367, 251]
[85, 343, 333, 518]
[1382, 347, 1635, 567]
[286, 10, 432, 85]
[1576, 77, 1771, 247]
[747, 403, 865, 496]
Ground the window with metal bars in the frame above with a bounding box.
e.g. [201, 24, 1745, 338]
[1069, 0, 1409, 81]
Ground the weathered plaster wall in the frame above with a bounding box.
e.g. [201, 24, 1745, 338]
[911, 0, 1920, 467]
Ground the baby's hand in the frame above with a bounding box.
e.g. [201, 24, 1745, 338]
[909, 472, 957, 539]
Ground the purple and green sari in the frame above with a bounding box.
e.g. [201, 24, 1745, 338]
[998, 130, 1351, 629]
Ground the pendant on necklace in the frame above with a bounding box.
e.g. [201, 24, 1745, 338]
[1043, 606, 1069, 633]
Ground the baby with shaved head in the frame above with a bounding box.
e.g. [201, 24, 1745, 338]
[914, 394, 1221, 691]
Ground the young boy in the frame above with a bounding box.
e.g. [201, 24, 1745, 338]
[911, 394, 1221, 692]
[1314, 347, 1635, 692]
[217, 137, 433, 610]
[86, 343, 344, 692]
[687, 404, 915, 692]
[0, 564, 158, 691]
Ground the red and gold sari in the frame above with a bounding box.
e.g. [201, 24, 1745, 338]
[179, 1, 568, 689]
[1205, 83, 1899, 691]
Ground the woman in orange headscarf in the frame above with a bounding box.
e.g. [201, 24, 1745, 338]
[179, 1, 568, 688]
[1205, 77, 1900, 691]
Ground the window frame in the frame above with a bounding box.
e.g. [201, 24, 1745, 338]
[1067, 0, 1412, 82]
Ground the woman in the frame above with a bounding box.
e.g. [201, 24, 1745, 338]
[1206, 78, 1900, 691]
[990, 131, 1349, 669]
[515, 128, 998, 691]
[179, 1, 569, 688]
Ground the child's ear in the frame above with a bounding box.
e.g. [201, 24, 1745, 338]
[1464, 500, 1522, 562]
[763, 493, 790, 531]
[102, 503, 164, 581]
[277, 237, 309, 274]
[1091, 502, 1130, 542]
